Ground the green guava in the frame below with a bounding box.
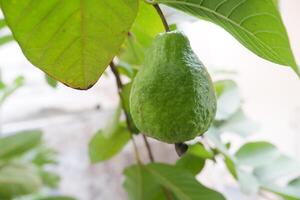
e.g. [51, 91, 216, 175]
[129, 31, 217, 143]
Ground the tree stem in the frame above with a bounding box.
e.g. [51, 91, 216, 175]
[110, 61, 142, 163]
[153, 4, 170, 32]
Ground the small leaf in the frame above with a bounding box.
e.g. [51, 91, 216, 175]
[117, 61, 138, 79]
[0, 0, 139, 89]
[0, 75, 24, 105]
[89, 123, 131, 163]
[39, 170, 60, 189]
[0, 18, 6, 30]
[188, 143, 214, 160]
[176, 154, 205, 175]
[156, 0, 299, 75]
[0, 34, 13, 46]
[235, 141, 280, 168]
[45, 74, 58, 88]
[145, 163, 226, 200]
[225, 155, 237, 179]
[0, 163, 42, 199]
[31, 147, 58, 166]
[0, 130, 42, 160]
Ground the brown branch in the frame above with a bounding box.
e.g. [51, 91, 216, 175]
[110, 61, 141, 163]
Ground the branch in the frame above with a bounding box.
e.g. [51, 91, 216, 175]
[110, 61, 141, 163]
[153, 4, 170, 32]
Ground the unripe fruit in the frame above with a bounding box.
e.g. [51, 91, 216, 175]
[130, 31, 216, 143]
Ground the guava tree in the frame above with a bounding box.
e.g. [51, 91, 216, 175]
[1, 0, 300, 199]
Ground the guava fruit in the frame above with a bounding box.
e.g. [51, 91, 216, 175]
[130, 31, 216, 143]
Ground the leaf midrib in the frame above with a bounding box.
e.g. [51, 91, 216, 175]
[79, 0, 87, 86]
[145, 166, 190, 200]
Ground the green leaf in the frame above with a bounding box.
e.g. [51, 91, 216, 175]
[131, 0, 164, 48]
[224, 155, 237, 179]
[145, 163, 226, 200]
[156, 0, 299, 75]
[0, 163, 42, 199]
[31, 147, 58, 166]
[124, 164, 167, 200]
[89, 124, 131, 163]
[0, 75, 24, 105]
[119, 0, 164, 66]
[39, 170, 60, 188]
[176, 154, 205, 175]
[0, 130, 42, 160]
[0, 34, 13, 46]
[45, 74, 58, 88]
[188, 143, 214, 160]
[117, 61, 137, 79]
[235, 141, 280, 168]
[0, 18, 6, 30]
[0, 0, 139, 89]
[253, 155, 300, 182]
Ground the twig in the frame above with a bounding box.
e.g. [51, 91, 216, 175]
[110, 61, 141, 163]
[153, 4, 170, 32]
[142, 135, 154, 162]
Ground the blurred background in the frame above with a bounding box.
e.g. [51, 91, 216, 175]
[0, 0, 299, 200]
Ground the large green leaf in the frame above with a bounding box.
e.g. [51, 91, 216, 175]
[0, 0, 139, 89]
[145, 163, 226, 200]
[0, 163, 42, 199]
[0, 130, 42, 160]
[124, 164, 167, 200]
[155, 0, 299, 75]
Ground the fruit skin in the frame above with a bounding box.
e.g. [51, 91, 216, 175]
[130, 31, 216, 143]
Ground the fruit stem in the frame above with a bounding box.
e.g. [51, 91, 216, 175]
[110, 61, 142, 163]
[153, 4, 170, 32]
[142, 135, 154, 162]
